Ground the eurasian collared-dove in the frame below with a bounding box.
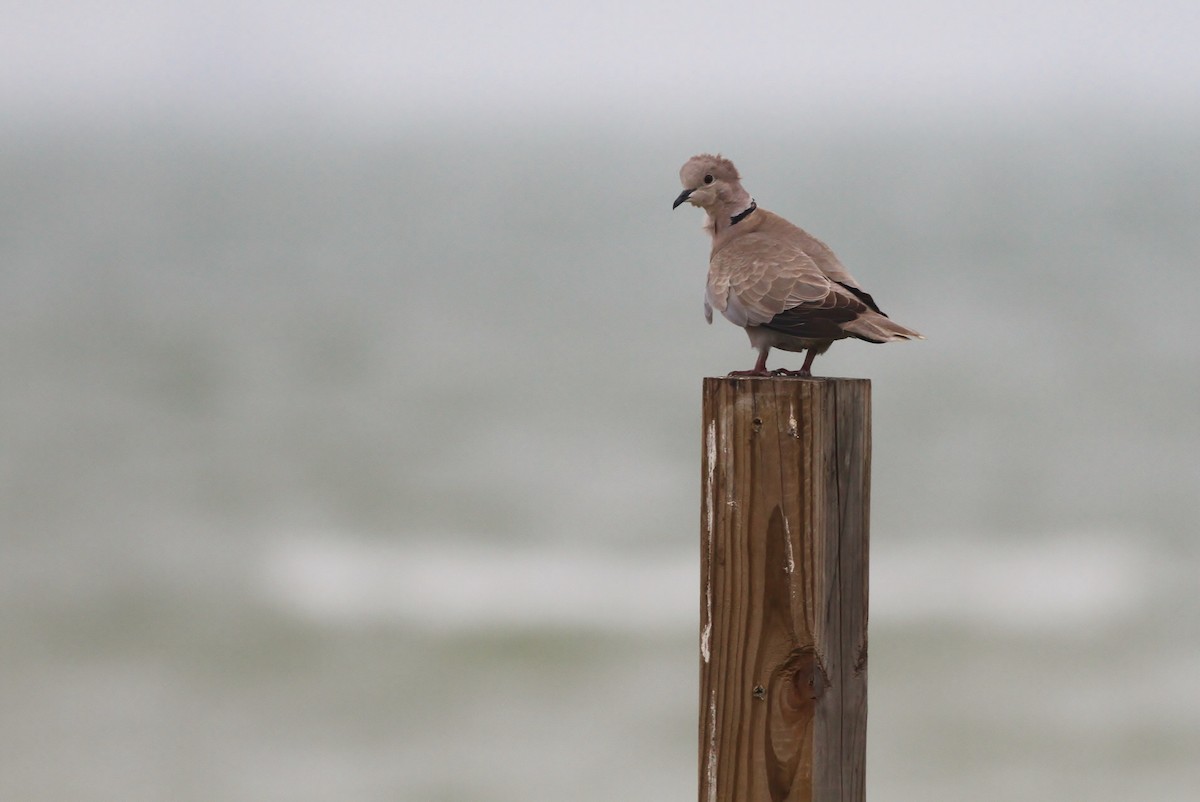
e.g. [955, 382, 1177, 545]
[673, 154, 922, 377]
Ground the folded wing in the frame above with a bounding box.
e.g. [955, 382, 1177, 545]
[707, 233, 921, 343]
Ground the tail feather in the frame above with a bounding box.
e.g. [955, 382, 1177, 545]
[842, 314, 924, 344]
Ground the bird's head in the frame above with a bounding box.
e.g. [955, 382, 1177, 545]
[672, 154, 746, 213]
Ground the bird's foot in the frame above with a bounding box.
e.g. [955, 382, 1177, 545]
[770, 368, 812, 378]
[727, 368, 771, 377]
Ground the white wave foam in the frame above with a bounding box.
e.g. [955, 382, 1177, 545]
[259, 535, 697, 632]
[871, 532, 1154, 633]
[260, 530, 1157, 634]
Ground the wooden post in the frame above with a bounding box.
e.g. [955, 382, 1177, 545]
[700, 377, 870, 802]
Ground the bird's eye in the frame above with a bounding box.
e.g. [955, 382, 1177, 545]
[703, 174, 714, 184]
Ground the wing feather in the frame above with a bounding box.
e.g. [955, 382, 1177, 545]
[708, 233, 843, 327]
[700, 205, 922, 345]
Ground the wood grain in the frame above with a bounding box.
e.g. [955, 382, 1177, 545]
[700, 377, 870, 802]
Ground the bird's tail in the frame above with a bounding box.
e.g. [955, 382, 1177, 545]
[842, 314, 924, 344]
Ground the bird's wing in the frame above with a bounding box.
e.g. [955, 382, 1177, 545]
[761, 288, 879, 340]
[707, 232, 915, 341]
[707, 233, 844, 327]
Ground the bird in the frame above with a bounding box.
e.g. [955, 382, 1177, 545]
[673, 154, 922, 377]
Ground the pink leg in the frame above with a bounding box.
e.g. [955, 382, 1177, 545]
[769, 349, 818, 378]
[728, 348, 771, 377]
[799, 348, 818, 377]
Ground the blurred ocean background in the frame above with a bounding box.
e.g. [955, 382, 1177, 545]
[3, 2, 1199, 800]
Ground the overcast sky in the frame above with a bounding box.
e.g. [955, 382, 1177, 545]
[4, 0, 1199, 132]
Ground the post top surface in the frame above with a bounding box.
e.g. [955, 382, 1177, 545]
[703, 375, 871, 385]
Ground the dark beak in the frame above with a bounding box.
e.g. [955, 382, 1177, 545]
[672, 188, 693, 209]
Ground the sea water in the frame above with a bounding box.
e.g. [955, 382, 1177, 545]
[2, 119, 1198, 800]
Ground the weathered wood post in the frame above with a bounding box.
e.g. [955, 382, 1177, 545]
[700, 377, 870, 801]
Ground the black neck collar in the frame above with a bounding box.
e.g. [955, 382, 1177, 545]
[730, 200, 757, 226]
